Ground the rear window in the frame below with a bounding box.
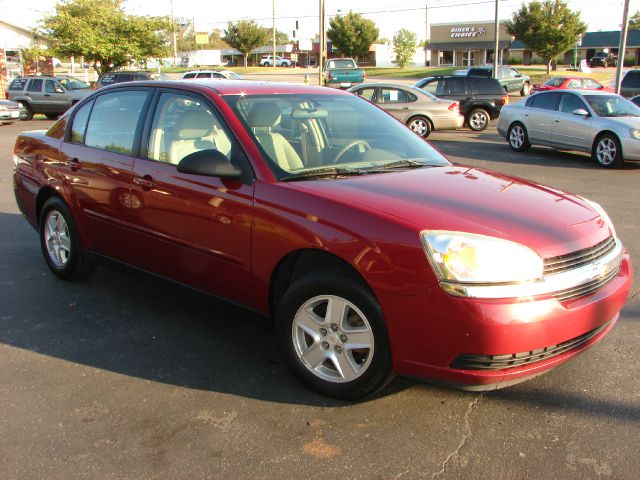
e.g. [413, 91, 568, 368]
[544, 77, 566, 87]
[468, 68, 492, 78]
[183, 73, 197, 79]
[8, 78, 28, 90]
[327, 59, 356, 69]
[470, 78, 503, 95]
[622, 71, 640, 88]
[99, 74, 117, 85]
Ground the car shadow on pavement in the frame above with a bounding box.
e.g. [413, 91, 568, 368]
[432, 136, 640, 170]
[0, 212, 408, 407]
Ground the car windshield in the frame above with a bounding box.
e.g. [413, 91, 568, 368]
[584, 95, 640, 117]
[544, 77, 565, 87]
[59, 77, 89, 90]
[224, 93, 450, 180]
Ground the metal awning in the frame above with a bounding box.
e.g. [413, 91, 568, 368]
[428, 41, 510, 50]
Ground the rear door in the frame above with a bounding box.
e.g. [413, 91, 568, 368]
[552, 92, 593, 150]
[523, 92, 560, 144]
[375, 86, 417, 122]
[59, 88, 152, 265]
[25, 78, 45, 112]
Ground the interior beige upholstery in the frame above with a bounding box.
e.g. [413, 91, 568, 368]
[169, 111, 216, 164]
[247, 103, 304, 171]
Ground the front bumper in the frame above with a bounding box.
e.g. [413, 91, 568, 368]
[619, 136, 640, 161]
[380, 251, 632, 389]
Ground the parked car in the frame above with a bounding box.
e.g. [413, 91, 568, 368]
[323, 58, 365, 89]
[259, 56, 292, 67]
[182, 70, 242, 80]
[414, 76, 508, 131]
[466, 65, 532, 96]
[13, 80, 631, 399]
[630, 95, 640, 107]
[347, 82, 462, 137]
[588, 52, 617, 68]
[0, 99, 26, 124]
[498, 90, 640, 168]
[532, 76, 614, 93]
[96, 71, 169, 89]
[5, 75, 92, 120]
[620, 69, 640, 98]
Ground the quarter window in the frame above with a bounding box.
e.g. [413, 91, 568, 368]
[70, 100, 94, 144]
[84, 91, 149, 154]
[147, 92, 233, 164]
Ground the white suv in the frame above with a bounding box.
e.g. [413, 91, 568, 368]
[259, 56, 292, 67]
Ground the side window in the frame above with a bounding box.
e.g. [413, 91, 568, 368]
[566, 79, 581, 89]
[622, 71, 640, 87]
[45, 80, 57, 93]
[196, 72, 212, 78]
[530, 92, 560, 111]
[133, 74, 148, 81]
[147, 92, 233, 165]
[100, 74, 116, 86]
[379, 88, 411, 103]
[446, 78, 466, 95]
[509, 68, 520, 78]
[355, 87, 376, 101]
[115, 74, 133, 83]
[84, 91, 149, 154]
[9, 78, 28, 90]
[183, 73, 196, 79]
[27, 79, 43, 92]
[559, 94, 587, 113]
[69, 100, 94, 144]
[582, 79, 601, 89]
[211, 73, 225, 79]
[421, 79, 439, 95]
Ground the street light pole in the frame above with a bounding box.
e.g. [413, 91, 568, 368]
[272, 0, 276, 69]
[493, 0, 499, 78]
[319, 0, 325, 85]
[425, 2, 429, 66]
[170, 0, 177, 68]
[615, 0, 631, 94]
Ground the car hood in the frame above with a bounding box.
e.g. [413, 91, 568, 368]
[291, 165, 611, 258]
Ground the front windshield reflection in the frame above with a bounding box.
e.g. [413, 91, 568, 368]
[223, 93, 450, 179]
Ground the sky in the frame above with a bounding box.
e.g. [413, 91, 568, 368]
[1, 0, 636, 43]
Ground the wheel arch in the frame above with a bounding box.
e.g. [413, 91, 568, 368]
[269, 248, 375, 317]
[35, 186, 61, 227]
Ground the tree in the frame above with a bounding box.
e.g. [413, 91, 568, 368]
[41, 0, 173, 74]
[507, 0, 586, 74]
[629, 11, 640, 30]
[392, 29, 417, 68]
[327, 11, 379, 59]
[223, 20, 267, 67]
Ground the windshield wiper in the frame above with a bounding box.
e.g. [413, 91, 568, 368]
[281, 166, 366, 181]
[361, 159, 434, 172]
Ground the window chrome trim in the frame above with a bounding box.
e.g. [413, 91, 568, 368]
[440, 238, 624, 299]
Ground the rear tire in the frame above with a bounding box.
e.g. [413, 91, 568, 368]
[406, 115, 432, 138]
[507, 122, 531, 152]
[467, 108, 490, 131]
[275, 270, 394, 400]
[19, 101, 34, 121]
[592, 134, 623, 168]
[39, 197, 95, 280]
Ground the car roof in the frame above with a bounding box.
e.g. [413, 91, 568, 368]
[536, 89, 614, 96]
[99, 79, 348, 96]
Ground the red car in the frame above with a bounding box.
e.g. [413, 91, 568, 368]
[13, 80, 632, 399]
[532, 76, 614, 93]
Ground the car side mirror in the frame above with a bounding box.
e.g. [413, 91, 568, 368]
[177, 149, 242, 178]
[572, 108, 589, 117]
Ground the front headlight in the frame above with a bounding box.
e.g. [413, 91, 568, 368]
[421, 231, 543, 284]
[630, 129, 640, 139]
[0, 105, 7, 111]
[579, 197, 617, 238]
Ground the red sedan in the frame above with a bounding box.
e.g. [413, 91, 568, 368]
[532, 76, 614, 93]
[13, 80, 632, 399]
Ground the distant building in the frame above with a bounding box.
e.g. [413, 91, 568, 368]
[0, 20, 50, 92]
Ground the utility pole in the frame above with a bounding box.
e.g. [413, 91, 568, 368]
[319, 0, 325, 85]
[493, 0, 499, 78]
[272, 0, 277, 69]
[615, 0, 631, 94]
[424, 2, 429, 66]
[170, 0, 177, 67]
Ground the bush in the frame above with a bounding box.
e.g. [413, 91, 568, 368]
[624, 56, 636, 67]
[531, 57, 544, 65]
[507, 56, 522, 65]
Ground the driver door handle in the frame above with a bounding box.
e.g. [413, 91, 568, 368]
[133, 175, 157, 190]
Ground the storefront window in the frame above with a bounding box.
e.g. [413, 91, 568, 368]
[440, 51, 454, 66]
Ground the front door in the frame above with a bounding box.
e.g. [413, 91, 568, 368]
[130, 90, 254, 304]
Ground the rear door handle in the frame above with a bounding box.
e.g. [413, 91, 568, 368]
[44, 94, 51, 97]
[133, 175, 157, 190]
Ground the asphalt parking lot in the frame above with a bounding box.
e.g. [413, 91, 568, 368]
[1, 116, 638, 479]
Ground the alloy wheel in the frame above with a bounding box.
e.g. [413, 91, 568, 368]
[409, 118, 429, 137]
[596, 138, 616, 165]
[44, 210, 71, 268]
[470, 111, 488, 130]
[510, 125, 524, 149]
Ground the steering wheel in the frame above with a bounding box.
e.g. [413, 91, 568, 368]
[333, 140, 371, 164]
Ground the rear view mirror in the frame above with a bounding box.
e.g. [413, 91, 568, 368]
[177, 149, 242, 178]
[572, 108, 589, 116]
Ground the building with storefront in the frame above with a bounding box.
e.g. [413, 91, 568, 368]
[427, 21, 512, 67]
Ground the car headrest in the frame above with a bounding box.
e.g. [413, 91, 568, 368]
[247, 102, 281, 127]
[176, 111, 214, 139]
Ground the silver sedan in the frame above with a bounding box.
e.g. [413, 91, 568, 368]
[497, 90, 640, 167]
[347, 82, 464, 138]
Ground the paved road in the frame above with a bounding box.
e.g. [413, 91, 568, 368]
[0, 117, 638, 479]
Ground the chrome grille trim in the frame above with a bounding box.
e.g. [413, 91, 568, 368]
[543, 236, 616, 276]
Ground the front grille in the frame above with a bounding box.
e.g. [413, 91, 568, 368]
[543, 236, 616, 276]
[451, 321, 610, 370]
[552, 262, 621, 302]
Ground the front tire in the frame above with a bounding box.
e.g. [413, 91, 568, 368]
[592, 134, 623, 168]
[467, 108, 490, 131]
[407, 115, 432, 138]
[39, 197, 95, 280]
[19, 101, 34, 121]
[507, 122, 531, 152]
[275, 270, 393, 399]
